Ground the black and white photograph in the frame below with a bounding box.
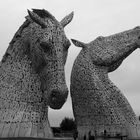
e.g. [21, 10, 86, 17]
[0, 0, 140, 140]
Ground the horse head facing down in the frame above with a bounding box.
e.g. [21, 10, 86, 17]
[71, 26, 140, 72]
[25, 9, 73, 109]
[4, 9, 73, 110]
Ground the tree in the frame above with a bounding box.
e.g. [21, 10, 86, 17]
[60, 117, 77, 131]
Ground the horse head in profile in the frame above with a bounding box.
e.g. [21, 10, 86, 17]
[70, 27, 140, 139]
[0, 9, 73, 137]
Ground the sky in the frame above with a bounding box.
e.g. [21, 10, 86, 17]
[0, 0, 140, 127]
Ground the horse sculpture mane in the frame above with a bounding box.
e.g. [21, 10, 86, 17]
[0, 9, 73, 138]
[71, 27, 140, 139]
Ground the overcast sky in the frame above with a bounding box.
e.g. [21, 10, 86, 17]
[0, 0, 140, 127]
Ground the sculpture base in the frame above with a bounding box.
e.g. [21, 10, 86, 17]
[0, 137, 140, 140]
[0, 137, 73, 140]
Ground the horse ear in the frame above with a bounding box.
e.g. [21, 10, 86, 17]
[71, 39, 86, 48]
[27, 9, 47, 28]
[60, 11, 74, 27]
[32, 9, 57, 21]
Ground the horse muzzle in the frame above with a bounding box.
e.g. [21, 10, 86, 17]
[48, 87, 68, 109]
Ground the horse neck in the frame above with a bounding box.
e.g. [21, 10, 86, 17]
[0, 44, 42, 104]
[0, 20, 37, 81]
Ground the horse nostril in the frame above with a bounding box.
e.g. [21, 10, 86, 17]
[51, 90, 60, 98]
[51, 89, 68, 98]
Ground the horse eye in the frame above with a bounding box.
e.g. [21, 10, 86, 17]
[40, 42, 51, 53]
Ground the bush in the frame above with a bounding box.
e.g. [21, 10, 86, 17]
[60, 117, 77, 131]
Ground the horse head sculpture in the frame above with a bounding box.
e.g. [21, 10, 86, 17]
[0, 9, 73, 137]
[70, 27, 140, 139]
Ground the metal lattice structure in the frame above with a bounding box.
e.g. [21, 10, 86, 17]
[0, 9, 73, 138]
